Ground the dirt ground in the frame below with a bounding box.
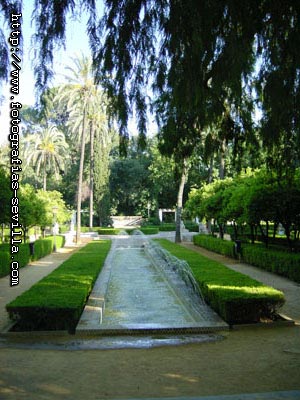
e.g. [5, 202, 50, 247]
[0, 243, 300, 400]
[0, 325, 300, 399]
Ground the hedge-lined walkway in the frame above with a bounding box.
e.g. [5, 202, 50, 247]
[182, 242, 300, 324]
[0, 245, 83, 332]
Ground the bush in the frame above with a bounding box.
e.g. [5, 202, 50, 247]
[242, 245, 300, 283]
[0, 251, 10, 277]
[0, 243, 31, 270]
[193, 234, 300, 284]
[184, 222, 199, 232]
[31, 239, 52, 260]
[47, 235, 65, 250]
[156, 239, 285, 325]
[0, 236, 66, 277]
[139, 227, 159, 234]
[6, 240, 111, 333]
[97, 228, 121, 235]
[193, 234, 236, 258]
[159, 223, 176, 231]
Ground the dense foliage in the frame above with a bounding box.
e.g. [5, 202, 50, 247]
[186, 170, 300, 249]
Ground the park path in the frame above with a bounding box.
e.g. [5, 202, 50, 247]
[0, 245, 82, 332]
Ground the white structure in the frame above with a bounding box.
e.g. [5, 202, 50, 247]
[158, 208, 176, 223]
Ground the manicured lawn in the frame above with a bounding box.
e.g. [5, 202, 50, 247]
[156, 239, 285, 324]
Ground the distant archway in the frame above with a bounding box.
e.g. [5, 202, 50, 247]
[158, 208, 176, 223]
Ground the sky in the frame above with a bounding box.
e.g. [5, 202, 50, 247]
[0, 1, 154, 145]
[0, 0, 98, 144]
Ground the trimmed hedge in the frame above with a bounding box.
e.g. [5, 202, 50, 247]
[6, 240, 111, 333]
[185, 222, 199, 232]
[193, 234, 300, 283]
[31, 239, 52, 260]
[32, 235, 65, 260]
[159, 223, 176, 231]
[0, 243, 31, 272]
[156, 239, 285, 325]
[140, 227, 159, 235]
[98, 228, 122, 235]
[0, 236, 66, 278]
[0, 251, 10, 277]
[193, 234, 236, 258]
[242, 245, 300, 283]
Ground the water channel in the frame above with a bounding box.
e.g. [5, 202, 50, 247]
[77, 233, 227, 335]
[0, 233, 228, 350]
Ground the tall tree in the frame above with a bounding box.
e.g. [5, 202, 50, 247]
[24, 125, 69, 191]
[158, 110, 202, 242]
[1, 1, 299, 175]
[56, 55, 102, 242]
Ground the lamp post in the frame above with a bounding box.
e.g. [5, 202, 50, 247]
[52, 206, 58, 252]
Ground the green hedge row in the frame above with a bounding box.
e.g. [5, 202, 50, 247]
[0, 251, 10, 277]
[0, 243, 31, 278]
[6, 240, 111, 333]
[156, 239, 285, 325]
[193, 234, 300, 283]
[0, 236, 65, 278]
[97, 228, 122, 235]
[158, 224, 176, 231]
[193, 234, 236, 258]
[140, 227, 159, 234]
[242, 245, 300, 283]
[184, 222, 199, 232]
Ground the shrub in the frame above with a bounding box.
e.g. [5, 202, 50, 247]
[184, 222, 199, 232]
[31, 239, 52, 260]
[6, 240, 111, 333]
[156, 239, 285, 325]
[193, 234, 300, 284]
[29, 235, 65, 261]
[159, 223, 176, 231]
[242, 245, 300, 283]
[0, 251, 10, 277]
[0, 236, 65, 278]
[140, 227, 159, 235]
[47, 235, 65, 250]
[0, 243, 31, 270]
[97, 228, 121, 235]
[193, 234, 236, 258]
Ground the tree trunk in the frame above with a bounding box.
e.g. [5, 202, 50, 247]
[43, 155, 47, 191]
[206, 155, 214, 233]
[208, 155, 214, 183]
[76, 109, 87, 244]
[219, 138, 226, 179]
[175, 158, 189, 243]
[89, 121, 94, 229]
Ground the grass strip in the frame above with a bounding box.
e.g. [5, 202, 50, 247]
[6, 240, 111, 333]
[156, 239, 285, 325]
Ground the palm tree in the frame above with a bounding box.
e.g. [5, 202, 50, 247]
[56, 54, 103, 243]
[24, 125, 69, 191]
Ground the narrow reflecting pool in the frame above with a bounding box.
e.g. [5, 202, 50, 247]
[77, 234, 228, 334]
